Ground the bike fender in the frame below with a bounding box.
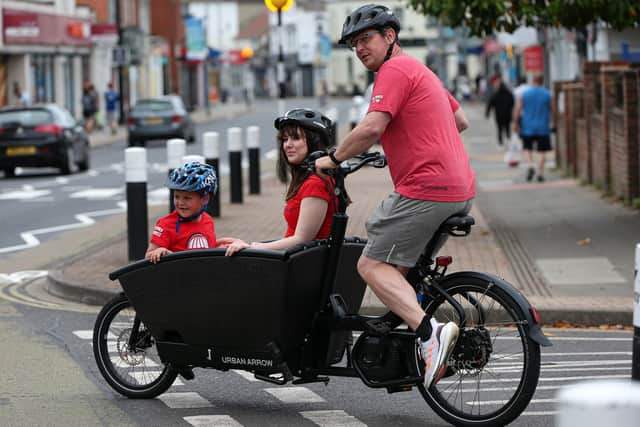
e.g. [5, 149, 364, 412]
[442, 271, 552, 347]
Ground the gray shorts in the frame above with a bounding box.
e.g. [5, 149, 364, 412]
[363, 192, 473, 267]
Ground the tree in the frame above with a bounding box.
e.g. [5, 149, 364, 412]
[408, 0, 640, 36]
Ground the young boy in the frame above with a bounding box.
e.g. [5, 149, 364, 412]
[145, 162, 218, 263]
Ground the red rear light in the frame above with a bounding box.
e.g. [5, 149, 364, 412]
[0, 128, 4, 134]
[127, 117, 134, 125]
[436, 256, 453, 267]
[171, 115, 183, 123]
[34, 124, 63, 135]
[530, 306, 541, 324]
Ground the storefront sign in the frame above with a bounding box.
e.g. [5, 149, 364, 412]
[3, 8, 91, 46]
[185, 16, 207, 61]
[523, 45, 544, 72]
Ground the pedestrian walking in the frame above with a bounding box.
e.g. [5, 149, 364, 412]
[314, 4, 475, 388]
[104, 83, 119, 135]
[12, 82, 31, 107]
[513, 74, 554, 182]
[485, 75, 514, 146]
[82, 83, 98, 133]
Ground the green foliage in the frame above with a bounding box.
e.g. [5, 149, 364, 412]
[408, 0, 640, 36]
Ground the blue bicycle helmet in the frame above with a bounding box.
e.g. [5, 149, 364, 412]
[167, 162, 217, 195]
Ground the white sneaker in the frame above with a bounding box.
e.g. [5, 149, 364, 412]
[419, 318, 459, 387]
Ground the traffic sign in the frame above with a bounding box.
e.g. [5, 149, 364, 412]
[112, 46, 130, 66]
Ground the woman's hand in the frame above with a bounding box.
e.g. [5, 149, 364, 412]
[146, 247, 172, 264]
[217, 237, 251, 256]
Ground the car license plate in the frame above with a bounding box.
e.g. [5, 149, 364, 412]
[6, 146, 36, 156]
[144, 117, 163, 124]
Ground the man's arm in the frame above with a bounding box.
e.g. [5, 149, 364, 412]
[333, 111, 390, 161]
[512, 96, 523, 133]
[454, 108, 469, 132]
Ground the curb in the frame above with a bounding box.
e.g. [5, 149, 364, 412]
[47, 269, 119, 306]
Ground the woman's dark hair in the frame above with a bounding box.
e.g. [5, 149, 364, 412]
[276, 125, 328, 200]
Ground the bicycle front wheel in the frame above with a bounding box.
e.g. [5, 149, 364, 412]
[93, 293, 177, 398]
[419, 274, 541, 427]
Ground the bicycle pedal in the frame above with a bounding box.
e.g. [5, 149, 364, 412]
[365, 319, 391, 335]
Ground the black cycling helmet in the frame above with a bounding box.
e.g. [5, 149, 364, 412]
[274, 108, 333, 147]
[338, 4, 401, 46]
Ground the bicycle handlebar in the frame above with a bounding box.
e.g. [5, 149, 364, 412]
[304, 151, 387, 176]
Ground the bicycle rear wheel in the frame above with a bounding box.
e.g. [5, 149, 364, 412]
[419, 274, 541, 426]
[93, 293, 177, 398]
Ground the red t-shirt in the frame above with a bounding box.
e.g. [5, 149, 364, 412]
[150, 211, 217, 252]
[367, 53, 475, 202]
[283, 174, 335, 239]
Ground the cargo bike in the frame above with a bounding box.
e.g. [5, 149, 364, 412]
[93, 152, 551, 426]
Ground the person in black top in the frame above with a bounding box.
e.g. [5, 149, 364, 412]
[485, 75, 515, 146]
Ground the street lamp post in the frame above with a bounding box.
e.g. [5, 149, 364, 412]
[264, 0, 294, 101]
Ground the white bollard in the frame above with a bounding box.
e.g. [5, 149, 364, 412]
[247, 126, 260, 194]
[556, 380, 640, 426]
[228, 127, 243, 203]
[203, 131, 220, 217]
[125, 147, 148, 261]
[167, 138, 186, 213]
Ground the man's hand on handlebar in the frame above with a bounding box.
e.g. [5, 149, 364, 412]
[314, 155, 338, 176]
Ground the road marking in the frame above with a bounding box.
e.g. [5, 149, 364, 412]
[0, 188, 51, 200]
[0, 206, 124, 254]
[500, 336, 631, 342]
[184, 415, 243, 426]
[158, 392, 213, 408]
[69, 188, 122, 199]
[440, 374, 630, 385]
[542, 352, 632, 357]
[110, 355, 159, 368]
[300, 410, 366, 426]
[73, 330, 94, 340]
[521, 411, 558, 416]
[264, 387, 326, 403]
[232, 369, 260, 382]
[469, 398, 558, 406]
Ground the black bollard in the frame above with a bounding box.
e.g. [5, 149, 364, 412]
[228, 127, 243, 204]
[203, 131, 220, 217]
[633, 243, 640, 380]
[166, 138, 186, 213]
[247, 126, 260, 195]
[125, 147, 148, 261]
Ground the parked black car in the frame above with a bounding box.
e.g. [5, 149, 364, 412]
[0, 104, 90, 177]
[127, 95, 195, 147]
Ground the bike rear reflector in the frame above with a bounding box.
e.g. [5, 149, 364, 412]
[436, 256, 453, 267]
[530, 306, 541, 324]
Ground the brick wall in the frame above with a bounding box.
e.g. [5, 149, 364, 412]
[608, 69, 639, 202]
[562, 82, 583, 176]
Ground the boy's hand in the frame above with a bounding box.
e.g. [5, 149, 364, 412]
[216, 237, 250, 256]
[146, 247, 172, 264]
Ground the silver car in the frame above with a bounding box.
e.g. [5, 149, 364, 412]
[127, 95, 195, 147]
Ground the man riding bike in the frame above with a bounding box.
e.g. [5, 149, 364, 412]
[315, 4, 476, 387]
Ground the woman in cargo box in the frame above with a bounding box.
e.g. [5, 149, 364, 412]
[217, 108, 336, 255]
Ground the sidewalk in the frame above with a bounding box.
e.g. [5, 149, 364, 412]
[46, 102, 637, 326]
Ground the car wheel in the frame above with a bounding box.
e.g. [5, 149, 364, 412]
[60, 146, 79, 175]
[3, 167, 15, 178]
[78, 143, 90, 171]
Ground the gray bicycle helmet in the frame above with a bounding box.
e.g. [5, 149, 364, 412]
[167, 162, 217, 195]
[338, 4, 401, 45]
[274, 108, 333, 147]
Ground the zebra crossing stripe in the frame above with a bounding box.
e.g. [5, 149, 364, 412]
[158, 392, 213, 409]
[184, 415, 243, 426]
[73, 330, 93, 340]
[232, 369, 260, 382]
[300, 410, 366, 426]
[127, 371, 184, 387]
[264, 387, 326, 403]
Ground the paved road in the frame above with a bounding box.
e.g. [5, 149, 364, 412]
[0, 277, 633, 427]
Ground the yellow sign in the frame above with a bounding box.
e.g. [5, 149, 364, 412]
[264, 0, 294, 12]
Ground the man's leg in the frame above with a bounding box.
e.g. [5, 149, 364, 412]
[537, 150, 546, 181]
[357, 256, 424, 329]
